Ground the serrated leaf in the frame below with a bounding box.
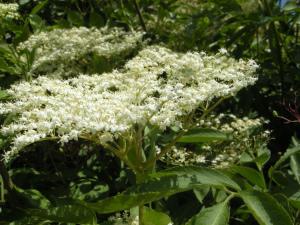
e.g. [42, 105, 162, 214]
[83, 166, 239, 214]
[239, 190, 293, 225]
[185, 201, 229, 225]
[178, 128, 230, 143]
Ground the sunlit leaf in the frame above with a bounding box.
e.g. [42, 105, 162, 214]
[185, 201, 229, 225]
[83, 166, 239, 213]
[239, 190, 293, 225]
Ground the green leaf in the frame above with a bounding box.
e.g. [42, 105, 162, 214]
[290, 153, 300, 184]
[143, 207, 172, 225]
[30, 0, 48, 14]
[27, 204, 97, 224]
[294, 14, 300, 25]
[19, 0, 31, 5]
[214, 190, 228, 203]
[239, 152, 253, 163]
[0, 57, 15, 74]
[178, 128, 230, 143]
[193, 186, 210, 203]
[239, 190, 293, 225]
[255, 147, 271, 170]
[269, 145, 300, 179]
[83, 166, 240, 214]
[82, 192, 163, 214]
[0, 44, 13, 56]
[236, 0, 259, 14]
[229, 166, 266, 189]
[151, 167, 240, 190]
[185, 201, 230, 225]
[28, 14, 45, 32]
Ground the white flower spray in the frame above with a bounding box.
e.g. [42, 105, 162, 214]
[18, 27, 144, 78]
[0, 46, 258, 163]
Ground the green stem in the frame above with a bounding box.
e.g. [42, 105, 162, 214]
[136, 172, 146, 225]
[139, 204, 144, 225]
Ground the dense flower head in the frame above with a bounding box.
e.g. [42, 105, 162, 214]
[18, 26, 144, 77]
[0, 3, 19, 20]
[0, 46, 258, 162]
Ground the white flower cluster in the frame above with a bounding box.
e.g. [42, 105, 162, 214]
[0, 3, 19, 20]
[163, 115, 269, 168]
[18, 26, 144, 78]
[0, 46, 258, 162]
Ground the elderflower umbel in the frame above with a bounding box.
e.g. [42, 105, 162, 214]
[18, 27, 144, 78]
[0, 46, 258, 162]
[0, 3, 19, 20]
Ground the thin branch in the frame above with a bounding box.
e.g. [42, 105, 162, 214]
[132, 0, 147, 32]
